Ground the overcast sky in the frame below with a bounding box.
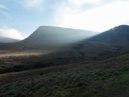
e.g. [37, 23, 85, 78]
[0, 0, 129, 40]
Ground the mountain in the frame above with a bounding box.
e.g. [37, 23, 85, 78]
[0, 26, 127, 97]
[22, 26, 97, 44]
[87, 25, 129, 46]
[0, 36, 20, 43]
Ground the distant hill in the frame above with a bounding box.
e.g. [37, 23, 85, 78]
[0, 36, 19, 43]
[22, 26, 97, 44]
[87, 25, 129, 46]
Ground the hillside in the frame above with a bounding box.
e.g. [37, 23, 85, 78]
[1, 25, 129, 97]
[0, 41, 116, 74]
[0, 36, 19, 43]
[22, 26, 97, 44]
[87, 25, 129, 46]
[0, 26, 118, 74]
[0, 52, 129, 97]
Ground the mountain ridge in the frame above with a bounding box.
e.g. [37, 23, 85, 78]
[22, 26, 97, 44]
[87, 25, 129, 46]
[0, 36, 20, 43]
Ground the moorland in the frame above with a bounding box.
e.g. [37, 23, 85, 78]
[0, 25, 129, 97]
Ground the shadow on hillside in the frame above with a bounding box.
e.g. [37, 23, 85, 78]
[0, 42, 123, 74]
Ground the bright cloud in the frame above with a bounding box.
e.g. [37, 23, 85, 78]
[56, 0, 129, 32]
[0, 29, 26, 40]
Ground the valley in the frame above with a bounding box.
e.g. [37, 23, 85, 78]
[0, 25, 129, 97]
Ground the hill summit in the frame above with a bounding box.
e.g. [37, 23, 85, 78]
[0, 36, 19, 43]
[22, 26, 96, 44]
[87, 25, 129, 46]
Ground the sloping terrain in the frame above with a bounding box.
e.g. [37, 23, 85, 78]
[22, 26, 97, 43]
[87, 25, 129, 46]
[0, 42, 116, 74]
[0, 25, 129, 97]
[0, 36, 19, 43]
[0, 52, 129, 97]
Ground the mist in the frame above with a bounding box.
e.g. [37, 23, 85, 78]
[22, 26, 99, 44]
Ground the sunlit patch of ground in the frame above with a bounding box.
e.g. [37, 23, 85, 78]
[0, 51, 53, 58]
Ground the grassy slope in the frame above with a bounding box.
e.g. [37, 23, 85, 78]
[0, 42, 115, 74]
[0, 53, 129, 97]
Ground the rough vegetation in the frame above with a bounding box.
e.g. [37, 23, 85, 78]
[0, 42, 115, 74]
[0, 36, 129, 97]
[0, 48, 129, 97]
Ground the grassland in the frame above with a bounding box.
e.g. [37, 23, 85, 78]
[0, 42, 129, 97]
[0, 42, 115, 74]
[0, 52, 129, 97]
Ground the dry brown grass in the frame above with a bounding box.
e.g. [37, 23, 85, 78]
[0, 51, 53, 58]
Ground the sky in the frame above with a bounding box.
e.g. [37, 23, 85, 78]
[0, 0, 129, 40]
